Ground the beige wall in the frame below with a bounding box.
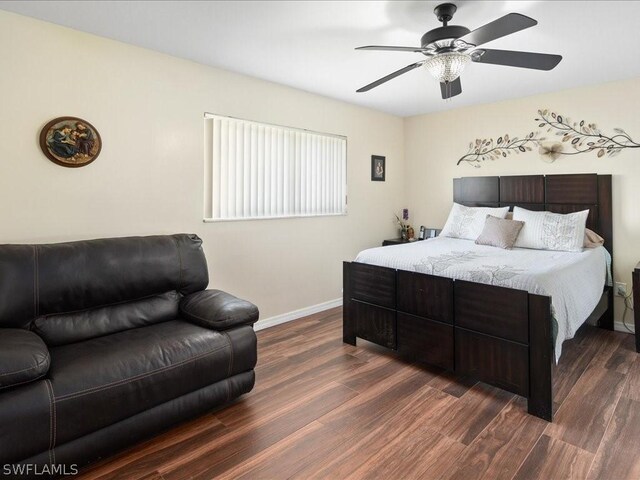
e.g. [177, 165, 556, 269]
[0, 10, 405, 321]
[2, 9, 637, 327]
[404, 78, 640, 325]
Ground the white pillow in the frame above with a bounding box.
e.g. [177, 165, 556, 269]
[440, 203, 510, 240]
[512, 206, 589, 252]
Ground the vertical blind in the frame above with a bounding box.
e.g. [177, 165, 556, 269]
[204, 114, 347, 221]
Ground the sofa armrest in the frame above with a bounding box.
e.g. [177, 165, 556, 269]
[0, 329, 50, 390]
[180, 290, 259, 331]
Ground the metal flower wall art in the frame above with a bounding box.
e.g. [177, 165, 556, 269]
[457, 109, 640, 167]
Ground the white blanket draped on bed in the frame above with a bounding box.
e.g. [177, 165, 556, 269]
[355, 237, 612, 362]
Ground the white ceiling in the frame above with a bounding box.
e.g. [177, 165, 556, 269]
[2, 1, 640, 117]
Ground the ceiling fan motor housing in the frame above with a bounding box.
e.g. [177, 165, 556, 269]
[420, 25, 471, 50]
[423, 4, 472, 53]
[420, 25, 471, 48]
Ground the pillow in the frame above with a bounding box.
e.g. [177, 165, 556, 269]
[512, 206, 589, 252]
[509, 212, 603, 248]
[584, 228, 605, 248]
[475, 215, 525, 249]
[440, 203, 510, 240]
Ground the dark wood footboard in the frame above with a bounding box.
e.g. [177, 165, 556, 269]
[528, 294, 553, 420]
[343, 261, 555, 421]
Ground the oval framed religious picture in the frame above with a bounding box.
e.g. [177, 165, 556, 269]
[39, 117, 102, 168]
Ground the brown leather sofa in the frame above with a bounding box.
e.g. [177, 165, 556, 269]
[0, 234, 258, 477]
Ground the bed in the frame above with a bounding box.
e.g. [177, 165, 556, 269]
[343, 173, 613, 421]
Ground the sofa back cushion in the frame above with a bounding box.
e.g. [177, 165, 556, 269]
[0, 234, 208, 331]
[33, 291, 181, 346]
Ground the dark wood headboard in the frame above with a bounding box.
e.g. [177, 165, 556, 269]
[453, 174, 613, 258]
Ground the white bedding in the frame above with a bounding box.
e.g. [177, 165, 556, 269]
[355, 237, 612, 361]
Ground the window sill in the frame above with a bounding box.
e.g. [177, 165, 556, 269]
[203, 212, 348, 223]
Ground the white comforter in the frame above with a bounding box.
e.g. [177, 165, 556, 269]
[355, 237, 611, 361]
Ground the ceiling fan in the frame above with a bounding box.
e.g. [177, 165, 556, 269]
[355, 3, 562, 99]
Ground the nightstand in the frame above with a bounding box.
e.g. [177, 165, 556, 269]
[382, 228, 441, 246]
[382, 238, 415, 246]
[633, 263, 640, 352]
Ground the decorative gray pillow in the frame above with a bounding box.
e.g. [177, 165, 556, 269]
[475, 215, 525, 249]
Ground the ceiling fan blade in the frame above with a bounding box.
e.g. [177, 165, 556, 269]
[356, 45, 427, 53]
[458, 13, 537, 47]
[440, 77, 462, 99]
[473, 49, 562, 70]
[356, 62, 424, 93]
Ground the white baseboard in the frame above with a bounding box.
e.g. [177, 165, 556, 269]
[254, 298, 343, 332]
[254, 301, 637, 335]
[614, 320, 635, 334]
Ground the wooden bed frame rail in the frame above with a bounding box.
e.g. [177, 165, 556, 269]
[343, 173, 613, 422]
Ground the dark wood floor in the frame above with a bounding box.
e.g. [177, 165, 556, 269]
[78, 307, 640, 480]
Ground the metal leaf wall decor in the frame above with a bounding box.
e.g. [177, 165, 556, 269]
[457, 109, 640, 167]
[458, 132, 544, 166]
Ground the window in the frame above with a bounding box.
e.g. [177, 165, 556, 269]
[204, 114, 347, 221]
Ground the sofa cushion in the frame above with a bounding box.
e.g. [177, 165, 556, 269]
[180, 290, 259, 331]
[0, 234, 208, 330]
[17, 371, 256, 471]
[33, 291, 180, 346]
[0, 245, 37, 329]
[0, 329, 50, 389]
[0, 380, 53, 464]
[48, 320, 256, 445]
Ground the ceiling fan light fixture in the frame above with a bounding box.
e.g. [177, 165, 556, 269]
[355, 4, 562, 100]
[424, 52, 470, 83]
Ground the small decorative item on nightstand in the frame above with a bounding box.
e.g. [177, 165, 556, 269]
[426, 228, 441, 239]
[395, 208, 411, 240]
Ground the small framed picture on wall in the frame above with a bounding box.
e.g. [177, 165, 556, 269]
[371, 155, 385, 182]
